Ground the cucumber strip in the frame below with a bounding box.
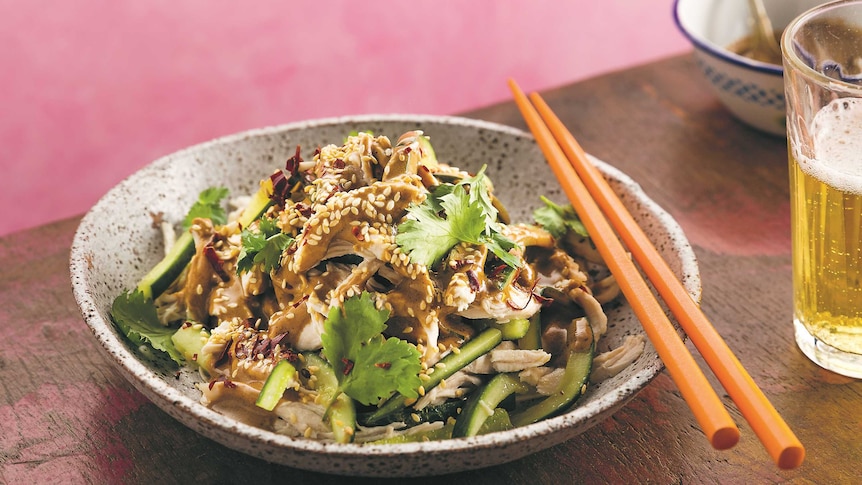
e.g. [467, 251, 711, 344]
[491, 317, 531, 340]
[511, 346, 593, 427]
[238, 178, 275, 228]
[517, 313, 542, 350]
[137, 179, 274, 301]
[304, 353, 357, 443]
[369, 408, 513, 444]
[255, 359, 297, 411]
[370, 422, 453, 444]
[303, 353, 337, 402]
[137, 231, 195, 300]
[170, 322, 210, 367]
[328, 392, 357, 444]
[364, 328, 503, 425]
[452, 373, 529, 438]
[356, 397, 464, 428]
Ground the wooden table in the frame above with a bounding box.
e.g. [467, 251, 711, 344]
[2, 54, 858, 484]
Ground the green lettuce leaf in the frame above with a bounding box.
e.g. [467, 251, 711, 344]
[110, 290, 184, 365]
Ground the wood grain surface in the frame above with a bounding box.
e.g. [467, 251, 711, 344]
[2, 54, 859, 484]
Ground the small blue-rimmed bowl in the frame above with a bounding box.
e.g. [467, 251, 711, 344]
[673, 0, 824, 136]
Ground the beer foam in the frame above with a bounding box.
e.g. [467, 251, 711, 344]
[797, 98, 862, 194]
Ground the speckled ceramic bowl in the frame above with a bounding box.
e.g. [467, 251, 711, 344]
[70, 115, 700, 477]
[673, 0, 824, 136]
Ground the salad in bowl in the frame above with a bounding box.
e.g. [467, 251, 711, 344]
[110, 129, 644, 444]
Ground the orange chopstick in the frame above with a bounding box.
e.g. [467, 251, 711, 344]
[508, 79, 740, 451]
[524, 90, 805, 470]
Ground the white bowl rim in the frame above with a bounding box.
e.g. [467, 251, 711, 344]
[673, 0, 783, 76]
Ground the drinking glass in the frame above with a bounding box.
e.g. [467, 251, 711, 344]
[783, 0, 862, 377]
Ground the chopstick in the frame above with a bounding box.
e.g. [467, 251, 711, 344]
[508, 79, 805, 469]
[507, 79, 740, 451]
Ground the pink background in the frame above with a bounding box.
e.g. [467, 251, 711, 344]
[0, 1, 689, 237]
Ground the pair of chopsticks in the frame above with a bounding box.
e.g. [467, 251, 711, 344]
[508, 80, 804, 470]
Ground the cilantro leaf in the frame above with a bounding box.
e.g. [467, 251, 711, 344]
[458, 166, 498, 232]
[321, 292, 421, 406]
[396, 168, 521, 269]
[485, 231, 521, 268]
[397, 184, 486, 267]
[340, 336, 423, 404]
[236, 217, 294, 274]
[110, 290, 184, 365]
[533, 196, 589, 239]
[183, 187, 229, 229]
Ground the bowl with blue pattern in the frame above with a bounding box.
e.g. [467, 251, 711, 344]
[673, 0, 825, 136]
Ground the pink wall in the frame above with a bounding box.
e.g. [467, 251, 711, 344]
[0, 1, 689, 236]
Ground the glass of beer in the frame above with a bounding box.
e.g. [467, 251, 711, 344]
[784, 0, 862, 377]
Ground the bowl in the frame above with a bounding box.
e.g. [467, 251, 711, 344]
[673, 0, 825, 136]
[69, 114, 700, 477]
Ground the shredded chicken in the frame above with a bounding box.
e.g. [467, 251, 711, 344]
[590, 335, 647, 383]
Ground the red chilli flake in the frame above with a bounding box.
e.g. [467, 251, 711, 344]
[533, 292, 554, 307]
[281, 348, 299, 362]
[295, 202, 312, 218]
[341, 358, 355, 376]
[506, 282, 537, 311]
[270, 170, 290, 203]
[285, 145, 303, 175]
[291, 294, 309, 308]
[208, 376, 238, 390]
[466, 269, 481, 292]
[203, 244, 231, 282]
[286, 242, 298, 255]
[488, 264, 508, 279]
[253, 337, 270, 357]
[352, 226, 365, 241]
[375, 362, 392, 370]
